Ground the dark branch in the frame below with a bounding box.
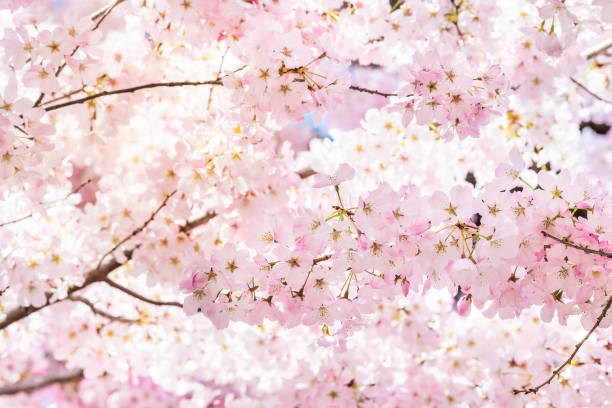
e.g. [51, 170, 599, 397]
[586, 41, 612, 60]
[570, 77, 612, 105]
[349, 85, 397, 98]
[34, 0, 125, 107]
[97, 190, 176, 270]
[0, 179, 94, 229]
[44, 80, 223, 112]
[69, 296, 140, 323]
[39, 87, 85, 107]
[449, 0, 464, 37]
[103, 278, 182, 308]
[297, 168, 316, 178]
[179, 211, 217, 234]
[541, 231, 612, 258]
[0, 368, 84, 396]
[514, 293, 612, 395]
[92, 0, 125, 30]
[1, 206, 215, 330]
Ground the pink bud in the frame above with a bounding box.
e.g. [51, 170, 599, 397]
[458, 294, 472, 316]
[402, 280, 410, 296]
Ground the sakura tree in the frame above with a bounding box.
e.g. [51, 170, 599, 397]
[0, 0, 611, 406]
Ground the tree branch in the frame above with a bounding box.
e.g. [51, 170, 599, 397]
[449, 0, 464, 37]
[513, 293, 612, 395]
[179, 211, 217, 234]
[570, 77, 612, 105]
[34, 0, 126, 107]
[69, 295, 140, 323]
[541, 231, 612, 258]
[348, 85, 397, 98]
[297, 168, 316, 178]
[0, 368, 84, 396]
[586, 40, 612, 60]
[96, 190, 176, 270]
[44, 80, 223, 112]
[0, 206, 215, 330]
[92, 0, 125, 31]
[103, 278, 182, 308]
[0, 179, 93, 229]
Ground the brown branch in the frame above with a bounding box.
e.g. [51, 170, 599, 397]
[69, 295, 140, 323]
[39, 87, 86, 107]
[96, 190, 176, 270]
[348, 85, 397, 98]
[513, 293, 612, 395]
[0, 213, 33, 228]
[92, 0, 125, 31]
[179, 211, 217, 234]
[34, 0, 125, 107]
[0, 207, 215, 331]
[570, 77, 612, 104]
[586, 41, 612, 60]
[541, 231, 612, 258]
[13, 125, 28, 136]
[0, 179, 93, 229]
[449, 0, 464, 37]
[0, 368, 84, 396]
[0, 249, 131, 331]
[43, 80, 223, 111]
[297, 168, 316, 178]
[208, 47, 230, 109]
[313, 254, 332, 264]
[103, 278, 182, 308]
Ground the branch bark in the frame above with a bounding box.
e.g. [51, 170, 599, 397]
[570, 77, 612, 105]
[96, 190, 176, 270]
[0, 368, 84, 396]
[585, 40, 612, 60]
[103, 279, 182, 308]
[44, 80, 223, 112]
[34, 0, 126, 107]
[541, 231, 612, 258]
[513, 293, 612, 395]
[69, 296, 141, 323]
[348, 85, 397, 98]
[0, 207, 215, 331]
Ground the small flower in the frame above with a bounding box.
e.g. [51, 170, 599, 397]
[312, 163, 355, 188]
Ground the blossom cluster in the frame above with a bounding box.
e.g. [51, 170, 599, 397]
[0, 0, 611, 407]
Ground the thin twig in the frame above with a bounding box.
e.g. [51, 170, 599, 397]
[69, 295, 140, 323]
[586, 41, 612, 60]
[34, 0, 125, 107]
[103, 278, 182, 308]
[0, 179, 94, 229]
[348, 85, 397, 98]
[40, 87, 86, 106]
[96, 190, 176, 270]
[541, 231, 612, 258]
[44, 80, 223, 111]
[0, 213, 33, 228]
[570, 77, 612, 104]
[92, 0, 125, 31]
[208, 47, 230, 109]
[0, 368, 84, 396]
[449, 0, 464, 37]
[13, 125, 28, 136]
[179, 211, 217, 234]
[513, 293, 612, 395]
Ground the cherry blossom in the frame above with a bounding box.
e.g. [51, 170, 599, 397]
[0, 0, 611, 406]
